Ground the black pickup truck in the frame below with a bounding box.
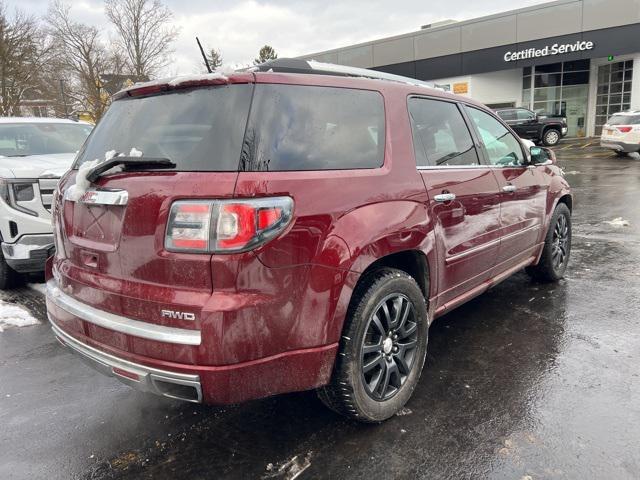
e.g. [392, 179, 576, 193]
[495, 107, 568, 146]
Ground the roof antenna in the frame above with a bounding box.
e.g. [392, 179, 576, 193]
[196, 37, 212, 73]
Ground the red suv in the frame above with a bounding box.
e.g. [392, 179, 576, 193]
[46, 60, 572, 422]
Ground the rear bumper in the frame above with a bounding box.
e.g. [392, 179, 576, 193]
[1, 234, 54, 273]
[51, 318, 203, 403]
[600, 139, 639, 153]
[46, 280, 338, 405]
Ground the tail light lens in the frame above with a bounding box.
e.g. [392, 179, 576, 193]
[165, 197, 293, 254]
[617, 126, 633, 133]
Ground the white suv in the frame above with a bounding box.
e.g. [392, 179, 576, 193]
[600, 111, 640, 156]
[0, 117, 92, 288]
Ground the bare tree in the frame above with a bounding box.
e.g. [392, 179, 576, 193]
[254, 45, 277, 65]
[105, 0, 178, 78]
[0, 2, 54, 116]
[47, 0, 113, 122]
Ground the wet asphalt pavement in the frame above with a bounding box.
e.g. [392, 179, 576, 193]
[1, 140, 639, 480]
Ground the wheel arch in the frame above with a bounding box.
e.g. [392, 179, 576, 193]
[355, 249, 430, 301]
[557, 193, 573, 212]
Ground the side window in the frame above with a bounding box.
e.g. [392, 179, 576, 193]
[241, 84, 385, 171]
[498, 110, 516, 121]
[408, 98, 480, 167]
[466, 107, 526, 167]
[516, 109, 535, 121]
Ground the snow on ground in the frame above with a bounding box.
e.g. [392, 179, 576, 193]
[0, 298, 39, 332]
[28, 283, 47, 295]
[604, 217, 631, 227]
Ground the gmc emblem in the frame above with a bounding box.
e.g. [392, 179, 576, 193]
[161, 309, 196, 321]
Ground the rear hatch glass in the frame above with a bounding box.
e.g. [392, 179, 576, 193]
[75, 84, 253, 170]
[607, 114, 640, 125]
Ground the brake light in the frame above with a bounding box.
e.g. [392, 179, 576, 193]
[617, 126, 633, 133]
[165, 197, 293, 253]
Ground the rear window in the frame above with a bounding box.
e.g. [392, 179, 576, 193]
[240, 84, 385, 171]
[607, 114, 640, 125]
[75, 84, 253, 170]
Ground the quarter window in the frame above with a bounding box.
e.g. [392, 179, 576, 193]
[241, 84, 385, 171]
[466, 107, 526, 167]
[408, 98, 479, 167]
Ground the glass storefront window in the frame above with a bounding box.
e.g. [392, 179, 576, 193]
[535, 62, 562, 73]
[522, 60, 590, 137]
[594, 60, 634, 136]
[564, 60, 590, 72]
[535, 74, 562, 87]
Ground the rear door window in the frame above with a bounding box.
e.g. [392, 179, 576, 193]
[497, 110, 517, 121]
[516, 109, 535, 121]
[240, 84, 385, 171]
[75, 84, 253, 171]
[408, 97, 480, 167]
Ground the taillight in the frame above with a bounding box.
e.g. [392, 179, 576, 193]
[617, 126, 633, 133]
[165, 197, 294, 254]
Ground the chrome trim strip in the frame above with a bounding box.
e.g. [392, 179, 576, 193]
[46, 280, 201, 345]
[64, 186, 129, 205]
[501, 224, 541, 242]
[445, 237, 501, 264]
[417, 164, 529, 171]
[444, 224, 541, 264]
[50, 318, 202, 403]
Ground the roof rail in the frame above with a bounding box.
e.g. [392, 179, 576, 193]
[247, 58, 438, 90]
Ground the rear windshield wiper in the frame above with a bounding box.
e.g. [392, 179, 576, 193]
[86, 156, 176, 183]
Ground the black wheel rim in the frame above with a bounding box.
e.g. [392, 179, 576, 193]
[360, 294, 419, 401]
[552, 214, 569, 270]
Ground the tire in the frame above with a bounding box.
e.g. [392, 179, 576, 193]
[526, 203, 571, 282]
[614, 151, 628, 157]
[542, 128, 561, 146]
[317, 268, 429, 422]
[0, 248, 20, 290]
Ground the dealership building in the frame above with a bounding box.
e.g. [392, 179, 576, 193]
[300, 0, 640, 137]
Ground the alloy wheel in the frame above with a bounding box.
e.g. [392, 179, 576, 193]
[552, 214, 569, 270]
[546, 130, 560, 145]
[360, 293, 419, 401]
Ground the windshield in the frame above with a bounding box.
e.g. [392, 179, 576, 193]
[0, 123, 93, 157]
[74, 84, 253, 171]
[607, 114, 640, 125]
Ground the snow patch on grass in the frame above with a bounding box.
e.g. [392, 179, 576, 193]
[0, 298, 39, 332]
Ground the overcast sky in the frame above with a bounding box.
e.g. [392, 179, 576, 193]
[11, 0, 552, 75]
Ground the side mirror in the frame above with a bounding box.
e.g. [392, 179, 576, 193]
[530, 146, 556, 165]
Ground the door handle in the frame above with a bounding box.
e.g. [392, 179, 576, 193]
[434, 193, 456, 202]
[502, 185, 517, 193]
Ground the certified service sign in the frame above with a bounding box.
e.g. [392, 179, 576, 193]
[504, 41, 594, 62]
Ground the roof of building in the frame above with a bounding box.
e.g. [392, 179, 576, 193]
[299, 0, 640, 70]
